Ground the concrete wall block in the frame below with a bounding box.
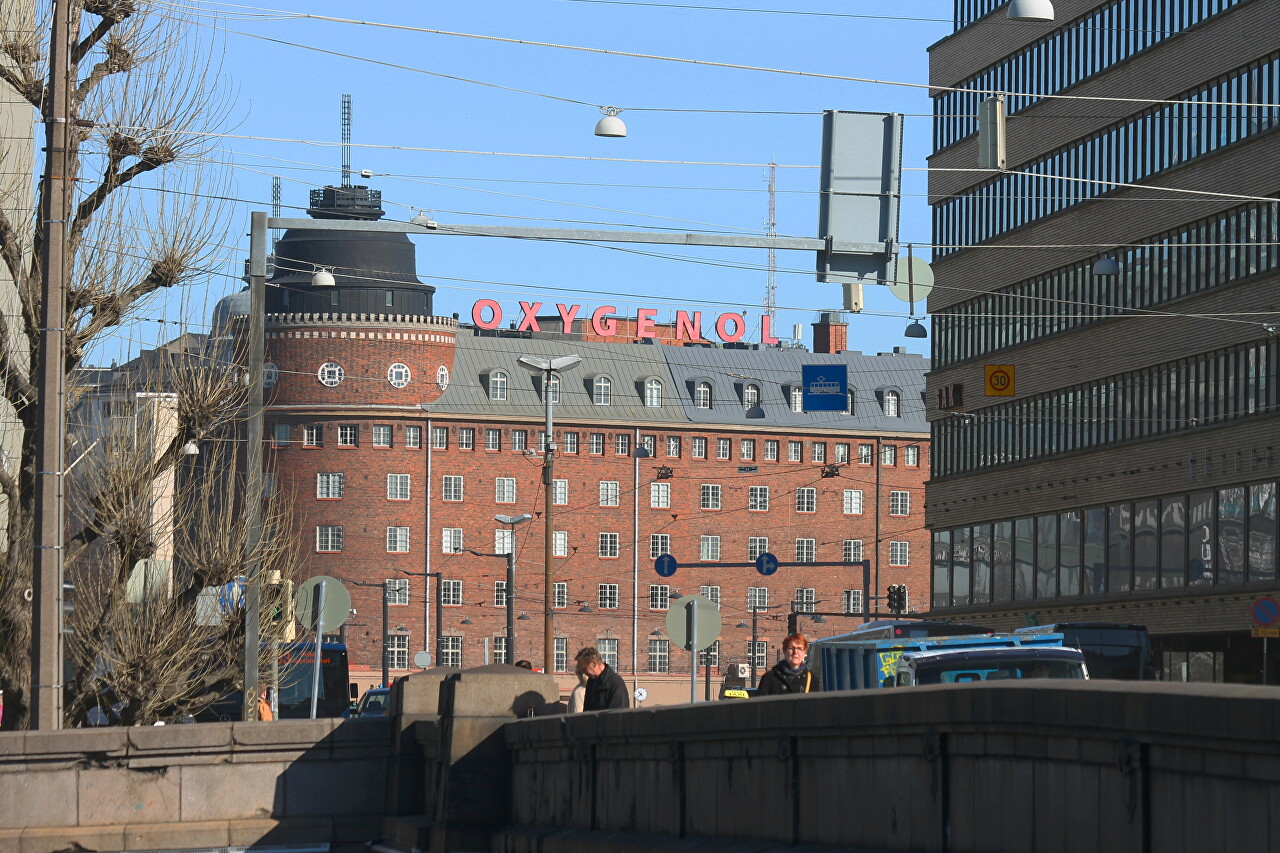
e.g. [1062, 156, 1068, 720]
[16, 825, 125, 853]
[329, 717, 395, 754]
[226, 816, 334, 848]
[19, 729, 128, 770]
[0, 769, 77, 828]
[180, 761, 283, 822]
[283, 758, 387, 817]
[79, 766, 181, 826]
[443, 670, 559, 719]
[123, 819, 230, 851]
[233, 718, 336, 753]
[128, 723, 233, 755]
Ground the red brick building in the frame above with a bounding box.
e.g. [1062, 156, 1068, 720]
[239, 187, 930, 700]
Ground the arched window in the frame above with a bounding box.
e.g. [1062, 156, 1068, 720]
[694, 382, 712, 410]
[547, 373, 560, 404]
[593, 375, 611, 405]
[490, 370, 508, 401]
[743, 384, 759, 410]
[884, 390, 900, 417]
[644, 378, 663, 407]
[845, 390, 856, 415]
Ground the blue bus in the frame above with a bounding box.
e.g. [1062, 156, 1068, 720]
[198, 642, 355, 720]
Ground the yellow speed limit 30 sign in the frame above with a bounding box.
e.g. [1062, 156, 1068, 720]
[985, 365, 1015, 396]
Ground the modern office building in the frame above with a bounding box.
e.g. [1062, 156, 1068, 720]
[925, 0, 1280, 681]
[228, 185, 931, 698]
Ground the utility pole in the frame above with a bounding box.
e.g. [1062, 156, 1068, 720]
[32, 0, 72, 730]
[242, 212, 267, 720]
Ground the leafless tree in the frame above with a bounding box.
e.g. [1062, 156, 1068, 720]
[0, 1, 284, 727]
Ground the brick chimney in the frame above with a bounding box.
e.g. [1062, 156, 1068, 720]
[812, 312, 847, 354]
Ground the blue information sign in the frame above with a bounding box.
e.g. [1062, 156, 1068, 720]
[801, 364, 848, 412]
[755, 552, 779, 576]
[655, 553, 678, 578]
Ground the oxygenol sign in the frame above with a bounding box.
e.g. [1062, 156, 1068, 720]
[470, 300, 782, 345]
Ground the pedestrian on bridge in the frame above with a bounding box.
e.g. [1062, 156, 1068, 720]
[575, 647, 630, 710]
[758, 634, 820, 695]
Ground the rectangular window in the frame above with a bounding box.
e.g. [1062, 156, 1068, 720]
[881, 445, 897, 466]
[405, 425, 422, 448]
[615, 434, 631, 455]
[338, 425, 357, 447]
[648, 639, 670, 673]
[441, 579, 463, 606]
[701, 535, 722, 561]
[598, 638, 619, 668]
[440, 636, 461, 668]
[386, 527, 410, 552]
[859, 444, 873, 464]
[701, 484, 722, 510]
[317, 473, 345, 499]
[442, 475, 464, 502]
[599, 533, 620, 558]
[794, 587, 816, 612]
[890, 541, 910, 566]
[716, 438, 731, 460]
[432, 426, 448, 449]
[796, 488, 816, 513]
[651, 482, 671, 508]
[494, 580, 508, 607]
[554, 638, 568, 673]
[388, 635, 409, 669]
[273, 424, 290, 448]
[385, 578, 409, 605]
[599, 583, 620, 609]
[788, 441, 802, 462]
[495, 528, 515, 555]
[589, 433, 605, 455]
[699, 641, 720, 668]
[316, 525, 343, 552]
[747, 587, 769, 609]
[740, 439, 755, 460]
[387, 473, 411, 500]
[765, 440, 779, 461]
[373, 425, 392, 447]
[844, 539, 863, 562]
[650, 533, 671, 558]
[304, 425, 322, 447]
[890, 490, 910, 516]
[512, 430, 528, 452]
[700, 585, 721, 606]
[537, 431, 547, 453]
[667, 436, 681, 457]
[795, 538, 816, 563]
[641, 435, 656, 455]
[599, 481, 620, 506]
[553, 531, 568, 558]
[843, 589, 863, 614]
[812, 442, 826, 463]
[459, 428, 475, 450]
[442, 528, 463, 553]
[554, 582, 568, 608]
[495, 477, 516, 503]
[563, 432, 579, 454]
[843, 489, 864, 515]
[834, 443, 850, 463]
[748, 641, 767, 669]
[492, 635, 508, 665]
[692, 437, 707, 459]
[552, 479, 568, 505]
[485, 428, 502, 451]
[650, 584, 671, 610]
[748, 537, 769, 561]
[749, 486, 770, 511]
[904, 445, 920, 466]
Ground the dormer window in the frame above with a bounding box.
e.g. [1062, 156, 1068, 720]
[743, 384, 759, 411]
[489, 370, 508, 401]
[695, 381, 712, 410]
[593, 375, 612, 405]
[884, 389, 900, 417]
[546, 373, 560, 404]
[644, 378, 663, 407]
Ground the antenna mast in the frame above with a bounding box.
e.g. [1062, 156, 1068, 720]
[341, 93, 352, 188]
[764, 162, 778, 332]
[270, 176, 281, 251]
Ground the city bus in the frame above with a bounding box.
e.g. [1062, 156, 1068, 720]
[1014, 623, 1154, 680]
[198, 642, 355, 720]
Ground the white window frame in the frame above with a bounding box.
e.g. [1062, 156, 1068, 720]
[692, 437, 707, 458]
[599, 481, 620, 507]
[701, 484, 722, 510]
[489, 370, 509, 401]
[553, 582, 568, 608]
[650, 533, 671, 559]
[648, 639, 670, 673]
[599, 532, 620, 558]
[905, 445, 921, 466]
[589, 433, 605, 455]
[388, 363, 411, 388]
[431, 426, 448, 449]
[318, 362, 345, 387]
[700, 535, 721, 561]
[667, 436, 681, 457]
[388, 634, 409, 669]
[387, 473, 411, 501]
[405, 425, 422, 448]
[304, 424, 322, 447]
[749, 485, 770, 511]
[794, 587, 816, 612]
[787, 441, 802, 462]
[337, 425, 357, 447]
[843, 489, 864, 515]
[441, 579, 463, 607]
[796, 487, 817, 513]
[442, 528, 463, 553]
[843, 589, 864, 614]
[485, 428, 502, 451]
[385, 578, 409, 605]
[593, 375, 612, 405]
[700, 585, 721, 607]
[764, 440, 779, 461]
[386, 527, 410, 553]
[795, 538, 816, 563]
[651, 482, 671, 509]
[440, 636, 461, 667]
[459, 428, 475, 450]
[316, 525, 343, 552]
[649, 584, 671, 610]
[553, 531, 569, 558]
[748, 537, 769, 561]
[741, 439, 755, 460]
[747, 587, 769, 610]
[890, 490, 911, 516]
[844, 539, 864, 563]
[695, 382, 712, 409]
[599, 583, 620, 609]
[495, 477, 517, 504]
[889, 541, 910, 567]
[645, 378, 663, 407]
[442, 475, 464, 502]
[716, 438, 731, 460]
[317, 472, 345, 500]
[552, 479, 569, 505]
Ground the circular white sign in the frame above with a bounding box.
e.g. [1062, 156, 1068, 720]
[633, 687, 648, 703]
[413, 650, 432, 668]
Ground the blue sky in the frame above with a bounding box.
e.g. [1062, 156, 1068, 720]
[119, 0, 954, 362]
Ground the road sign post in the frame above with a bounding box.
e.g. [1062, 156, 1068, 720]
[1252, 596, 1280, 684]
[666, 593, 722, 704]
[295, 576, 351, 718]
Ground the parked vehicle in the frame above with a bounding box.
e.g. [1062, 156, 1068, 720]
[196, 642, 357, 721]
[348, 686, 391, 718]
[1014, 623, 1154, 680]
[893, 646, 1090, 686]
[811, 631, 1069, 690]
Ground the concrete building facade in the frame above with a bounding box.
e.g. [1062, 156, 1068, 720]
[924, 0, 1280, 681]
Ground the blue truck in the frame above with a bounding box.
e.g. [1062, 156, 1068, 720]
[811, 630, 1077, 690]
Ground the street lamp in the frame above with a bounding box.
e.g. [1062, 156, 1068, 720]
[397, 569, 442, 669]
[517, 353, 582, 673]
[631, 443, 651, 684]
[495, 513, 533, 662]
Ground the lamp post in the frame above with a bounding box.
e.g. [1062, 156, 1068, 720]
[631, 442, 651, 684]
[517, 354, 581, 672]
[397, 569, 442, 668]
[495, 513, 533, 662]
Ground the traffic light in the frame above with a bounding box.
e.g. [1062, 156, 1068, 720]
[887, 585, 908, 615]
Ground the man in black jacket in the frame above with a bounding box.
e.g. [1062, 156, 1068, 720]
[757, 633, 821, 695]
[575, 647, 630, 710]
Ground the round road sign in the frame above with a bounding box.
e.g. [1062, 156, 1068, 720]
[413, 650, 432, 668]
[886, 255, 935, 304]
[755, 552, 779, 576]
[655, 553, 678, 578]
[295, 576, 351, 633]
[666, 593, 722, 652]
[1252, 596, 1280, 627]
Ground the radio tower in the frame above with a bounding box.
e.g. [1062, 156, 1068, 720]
[764, 162, 778, 337]
[340, 93, 353, 188]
